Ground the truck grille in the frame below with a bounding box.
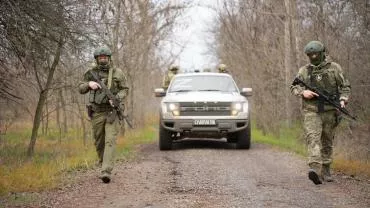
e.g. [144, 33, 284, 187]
[179, 102, 231, 116]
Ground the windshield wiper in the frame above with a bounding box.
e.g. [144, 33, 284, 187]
[198, 89, 221, 91]
[171, 89, 192, 92]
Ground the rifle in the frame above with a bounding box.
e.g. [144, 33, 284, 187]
[89, 71, 134, 128]
[292, 77, 356, 121]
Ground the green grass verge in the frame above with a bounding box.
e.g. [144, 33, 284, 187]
[0, 125, 157, 196]
[252, 123, 307, 156]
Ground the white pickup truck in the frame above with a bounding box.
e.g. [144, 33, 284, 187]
[155, 72, 252, 150]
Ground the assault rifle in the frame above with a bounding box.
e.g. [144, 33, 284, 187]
[292, 77, 356, 121]
[89, 71, 134, 128]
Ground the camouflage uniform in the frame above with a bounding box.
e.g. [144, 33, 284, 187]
[291, 41, 351, 184]
[162, 65, 179, 90]
[78, 46, 128, 183]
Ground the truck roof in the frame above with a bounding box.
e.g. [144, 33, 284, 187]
[175, 72, 231, 78]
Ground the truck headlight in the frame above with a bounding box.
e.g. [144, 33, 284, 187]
[231, 102, 248, 116]
[162, 102, 180, 116]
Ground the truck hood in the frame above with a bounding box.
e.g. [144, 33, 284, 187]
[162, 91, 247, 103]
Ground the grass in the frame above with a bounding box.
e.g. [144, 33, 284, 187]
[0, 118, 368, 197]
[0, 122, 157, 196]
[333, 158, 370, 178]
[252, 123, 307, 156]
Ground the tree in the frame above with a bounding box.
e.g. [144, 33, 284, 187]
[0, 0, 89, 157]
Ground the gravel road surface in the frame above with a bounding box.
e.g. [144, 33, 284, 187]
[16, 140, 370, 208]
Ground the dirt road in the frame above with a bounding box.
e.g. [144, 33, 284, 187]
[33, 140, 370, 207]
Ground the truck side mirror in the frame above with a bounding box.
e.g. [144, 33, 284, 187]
[240, 88, 252, 97]
[154, 88, 166, 97]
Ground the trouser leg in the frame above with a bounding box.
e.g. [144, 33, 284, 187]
[303, 110, 323, 185]
[92, 112, 106, 165]
[303, 110, 323, 167]
[101, 116, 119, 174]
[321, 111, 337, 182]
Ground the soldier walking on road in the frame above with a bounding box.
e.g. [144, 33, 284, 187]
[78, 46, 129, 183]
[291, 41, 351, 185]
[162, 65, 179, 90]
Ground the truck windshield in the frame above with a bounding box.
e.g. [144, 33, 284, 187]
[168, 75, 238, 93]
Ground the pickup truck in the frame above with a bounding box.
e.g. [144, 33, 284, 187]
[154, 72, 252, 150]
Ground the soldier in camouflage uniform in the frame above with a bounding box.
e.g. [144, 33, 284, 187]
[218, 64, 229, 73]
[78, 46, 128, 183]
[291, 41, 351, 185]
[162, 65, 179, 90]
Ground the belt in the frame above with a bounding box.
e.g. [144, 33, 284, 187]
[91, 104, 114, 112]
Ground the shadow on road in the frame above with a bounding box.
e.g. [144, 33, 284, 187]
[171, 138, 236, 150]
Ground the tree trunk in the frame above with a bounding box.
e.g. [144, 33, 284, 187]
[45, 99, 49, 135]
[61, 88, 68, 134]
[57, 89, 63, 143]
[41, 107, 45, 135]
[112, 0, 122, 62]
[27, 35, 64, 157]
[284, 0, 293, 126]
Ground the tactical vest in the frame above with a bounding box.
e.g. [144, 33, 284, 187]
[88, 67, 120, 106]
[307, 62, 340, 112]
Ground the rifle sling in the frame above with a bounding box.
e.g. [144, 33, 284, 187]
[108, 67, 113, 89]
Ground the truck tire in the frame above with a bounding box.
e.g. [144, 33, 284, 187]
[159, 124, 172, 150]
[236, 121, 251, 149]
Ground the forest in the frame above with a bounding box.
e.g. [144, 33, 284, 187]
[0, 0, 369, 195]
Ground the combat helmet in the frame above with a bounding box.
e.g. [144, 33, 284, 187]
[169, 65, 179, 72]
[304, 41, 326, 65]
[304, 41, 325, 54]
[93, 46, 112, 59]
[218, 64, 228, 73]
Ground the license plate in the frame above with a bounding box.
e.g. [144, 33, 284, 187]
[193, 119, 216, 126]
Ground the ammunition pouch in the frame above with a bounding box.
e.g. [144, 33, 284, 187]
[89, 90, 109, 105]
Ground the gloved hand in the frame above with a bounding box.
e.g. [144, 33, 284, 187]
[88, 81, 101, 90]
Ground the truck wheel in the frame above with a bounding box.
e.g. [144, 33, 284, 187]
[159, 124, 172, 150]
[236, 122, 251, 149]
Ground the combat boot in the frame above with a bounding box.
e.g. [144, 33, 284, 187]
[100, 172, 111, 183]
[308, 163, 322, 185]
[322, 164, 333, 182]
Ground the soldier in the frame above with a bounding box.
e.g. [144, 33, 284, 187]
[162, 65, 179, 90]
[78, 46, 128, 183]
[291, 41, 351, 185]
[218, 64, 229, 73]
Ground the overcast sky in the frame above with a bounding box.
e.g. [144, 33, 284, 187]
[171, 0, 219, 72]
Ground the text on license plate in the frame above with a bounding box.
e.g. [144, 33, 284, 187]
[193, 119, 216, 126]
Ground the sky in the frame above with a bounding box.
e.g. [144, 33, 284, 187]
[170, 0, 219, 72]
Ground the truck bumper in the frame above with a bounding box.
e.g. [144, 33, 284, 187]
[161, 118, 249, 134]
